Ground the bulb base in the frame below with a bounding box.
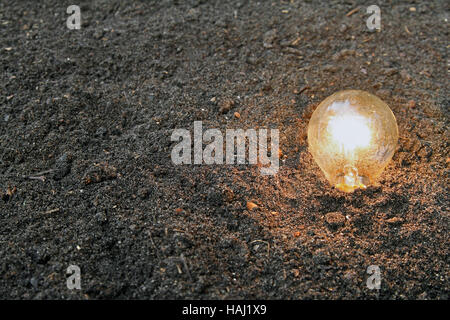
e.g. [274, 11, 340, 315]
[335, 182, 367, 193]
[334, 166, 369, 193]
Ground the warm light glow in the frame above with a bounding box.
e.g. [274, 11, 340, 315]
[307, 90, 398, 192]
[327, 102, 372, 153]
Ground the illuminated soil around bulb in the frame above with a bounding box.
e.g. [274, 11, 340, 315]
[0, 1, 447, 300]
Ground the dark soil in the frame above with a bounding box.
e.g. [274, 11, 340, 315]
[0, 0, 448, 299]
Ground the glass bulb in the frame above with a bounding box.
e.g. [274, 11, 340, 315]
[307, 90, 398, 192]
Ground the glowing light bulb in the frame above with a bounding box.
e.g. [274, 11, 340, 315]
[307, 90, 398, 192]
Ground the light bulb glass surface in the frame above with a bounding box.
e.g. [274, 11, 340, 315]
[307, 90, 398, 192]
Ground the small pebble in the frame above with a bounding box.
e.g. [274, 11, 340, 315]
[332, 49, 356, 61]
[53, 153, 71, 180]
[223, 188, 234, 202]
[263, 29, 277, 48]
[400, 70, 412, 82]
[219, 99, 235, 114]
[246, 201, 258, 211]
[386, 217, 404, 225]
